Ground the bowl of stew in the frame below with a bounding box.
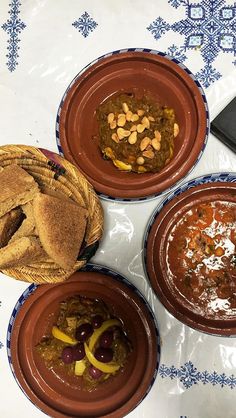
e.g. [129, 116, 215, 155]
[57, 48, 209, 201]
[144, 174, 236, 335]
[8, 264, 160, 418]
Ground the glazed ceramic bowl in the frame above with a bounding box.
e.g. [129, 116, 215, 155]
[144, 174, 236, 335]
[57, 48, 209, 201]
[8, 265, 160, 418]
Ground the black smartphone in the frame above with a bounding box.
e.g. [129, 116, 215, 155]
[210, 97, 236, 154]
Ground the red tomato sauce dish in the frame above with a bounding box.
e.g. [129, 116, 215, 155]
[145, 181, 236, 334]
[167, 201, 236, 316]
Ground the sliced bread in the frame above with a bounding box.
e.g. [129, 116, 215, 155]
[0, 165, 39, 217]
[0, 208, 23, 248]
[0, 236, 45, 269]
[10, 201, 38, 242]
[33, 193, 88, 270]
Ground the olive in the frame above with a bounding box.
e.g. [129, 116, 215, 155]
[94, 347, 113, 363]
[89, 365, 103, 380]
[61, 347, 74, 364]
[99, 331, 113, 348]
[91, 315, 103, 329]
[72, 343, 85, 361]
[75, 323, 93, 342]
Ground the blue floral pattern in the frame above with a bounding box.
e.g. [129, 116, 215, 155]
[166, 44, 187, 63]
[160, 361, 236, 390]
[2, 0, 26, 72]
[72, 11, 98, 38]
[147, 0, 236, 87]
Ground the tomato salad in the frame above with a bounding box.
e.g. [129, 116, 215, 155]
[167, 201, 236, 316]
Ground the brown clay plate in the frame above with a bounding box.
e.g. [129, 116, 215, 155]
[56, 48, 209, 201]
[8, 264, 160, 418]
[144, 173, 236, 335]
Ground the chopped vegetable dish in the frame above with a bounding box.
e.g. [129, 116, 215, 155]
[167, 201, 236, 316]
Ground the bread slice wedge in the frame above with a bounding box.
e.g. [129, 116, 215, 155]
[0, 236, 45, 269]
[10, 201, 38, 242]
[33, 193, 88, 270]
[0, 208, 23, 248]
[0, 165, 39, 217]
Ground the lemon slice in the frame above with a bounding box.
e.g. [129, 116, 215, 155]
[89, 319, 121, 352]
[84, 343, 120, 373]
[52, 326, 77, 345]
[74, 359, 86, 376]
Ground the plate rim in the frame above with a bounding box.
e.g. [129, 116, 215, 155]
[7, 263, 161, 418]
[55, 47, 209, 203]
[143, 171, 236, 337]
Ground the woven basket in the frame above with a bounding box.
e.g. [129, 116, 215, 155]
[0, 145, 104, 284]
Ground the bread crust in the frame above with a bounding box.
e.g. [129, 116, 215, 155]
[33, 194, 88, 270]
[0, 165, 39, 217]
[0, 236, 45, 269]
[9, 201, 38, 242]
[0, 208, 23, 248]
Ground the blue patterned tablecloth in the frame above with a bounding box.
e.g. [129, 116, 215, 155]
[0, 1, 235, 417]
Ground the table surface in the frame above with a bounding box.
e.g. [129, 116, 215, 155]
[0, 1, 235, 417]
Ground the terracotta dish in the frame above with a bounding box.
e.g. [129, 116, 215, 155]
[9, 265, 160, 418]
[145, 177, 236, 335]
[57, 49, 209, 200]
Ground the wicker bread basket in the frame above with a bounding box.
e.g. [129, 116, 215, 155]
[0, 145, 104, 284]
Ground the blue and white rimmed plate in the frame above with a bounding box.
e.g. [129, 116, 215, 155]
[7, 263, 160, 418]
[56, 48, 209, 202]
[144, 172, 236, 336]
